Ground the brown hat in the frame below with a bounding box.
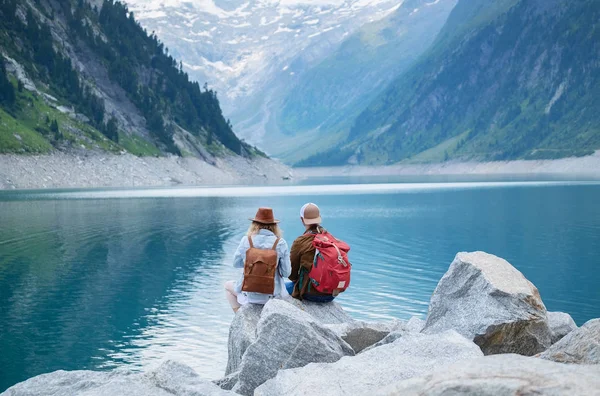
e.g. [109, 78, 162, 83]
[300, 203, 321, 225]
[249, 207, 280, 224]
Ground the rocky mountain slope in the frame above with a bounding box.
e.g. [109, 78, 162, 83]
[123, 0, 405, 146]
[303, 0, 600, 165]
[0, 0, 263, 162]
[270, 0, 457, 163]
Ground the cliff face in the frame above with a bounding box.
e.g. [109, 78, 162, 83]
[0, 0, 262, 160]
[301, 0, 600, 166]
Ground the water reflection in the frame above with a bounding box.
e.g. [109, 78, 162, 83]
[0, 198, 236, 390]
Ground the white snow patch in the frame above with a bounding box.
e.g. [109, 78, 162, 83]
[304, 18, 320, 25]
[136, 10, 167, 19]
[191, 31, 212, 37]
[274, 25, 295, 33]
[180, 37, 202, 43]
[545, 81, 567, 114]
[231, 22, 251, 28]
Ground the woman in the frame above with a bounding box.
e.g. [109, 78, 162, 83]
[224, 207, 291, 312]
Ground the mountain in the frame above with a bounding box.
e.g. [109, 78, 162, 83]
[123, 0, 402, 142]
[269, 0, 457, 163]
[0, 0, 261, 160]
[301, 0, 600, 165]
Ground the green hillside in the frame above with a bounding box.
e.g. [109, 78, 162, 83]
[0, 0, 262, 158]
[299, 0, 600, 166]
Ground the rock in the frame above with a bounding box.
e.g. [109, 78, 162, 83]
[232, 299, 354, 396]
[326, 320, 404, 353]
[283, 297, 356, 325]
[381, 354, 600, 395]
[361, 329, 410, 353]
[3, 55, 38, 92]
[406, 316, 426, 333]
[255, 330, 483, 396]
[539, 318, 600, 364]
[224, 298, 353, 377]
[2, 360, 234, 396]
[213, 372, 239, 391]
[423, 251, 551, 355]
[225, 303, 263, 376]
[547, 311, 578, 344]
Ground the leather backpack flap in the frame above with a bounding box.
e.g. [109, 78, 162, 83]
[242, 237, 280, 294]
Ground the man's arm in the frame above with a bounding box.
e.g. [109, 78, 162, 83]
[289, 239, 301, 281]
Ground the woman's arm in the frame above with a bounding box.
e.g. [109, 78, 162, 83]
[279, 239, 292, 278]
[232, 236, 248, 268]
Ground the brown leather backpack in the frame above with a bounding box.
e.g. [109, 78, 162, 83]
[241, 236, 280, 294]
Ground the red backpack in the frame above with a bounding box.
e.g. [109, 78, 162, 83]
[308, 232, 351, 295]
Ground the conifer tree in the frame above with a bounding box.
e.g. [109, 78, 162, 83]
[0, 60, 15, 106]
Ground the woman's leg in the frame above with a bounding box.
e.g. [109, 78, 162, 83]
[224, 281, 241, 313]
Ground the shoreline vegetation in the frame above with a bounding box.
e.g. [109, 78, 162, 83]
[296, 150, 600, 178]
[3, 251, 599, 395]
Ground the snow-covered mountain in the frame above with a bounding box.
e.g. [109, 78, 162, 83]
[124, 0, 402, 142]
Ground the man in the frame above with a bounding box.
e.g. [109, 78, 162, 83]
[286, 203, 350, 302]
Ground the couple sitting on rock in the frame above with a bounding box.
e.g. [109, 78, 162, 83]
[224, 203, 351, 312]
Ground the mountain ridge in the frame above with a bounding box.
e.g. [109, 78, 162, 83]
[299, 0, 600, 166]
[0, 0, 262, 161]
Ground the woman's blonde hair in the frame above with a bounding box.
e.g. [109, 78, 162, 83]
[247, 221, 282, 238]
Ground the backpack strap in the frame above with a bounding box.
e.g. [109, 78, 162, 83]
[248, 235, 254, 248]
[271, 237, 280, 250]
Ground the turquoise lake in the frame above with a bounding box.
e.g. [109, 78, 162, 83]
[1, 178, 600, 391]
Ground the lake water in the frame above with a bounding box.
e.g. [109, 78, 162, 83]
[1, 178, 600, 391]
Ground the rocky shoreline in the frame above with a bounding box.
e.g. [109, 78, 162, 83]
[3, 252, 599, 395]
[0, 153, 293, 190]
[296, 151, 600, 178]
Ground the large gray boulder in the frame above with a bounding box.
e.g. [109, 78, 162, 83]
[382, 354, 600, 395]
[406, 316, 426, 333]
[547, 311, 578, 344]
[282, 297, 356, 325]
[423, 251, 551, 355]
[255, 330, 483, 396]
[539, 318, 600, 364]
[232, 299, 354, 396]
[326, 319, 405, 353]
[218, 298, 355, 390]
[225, 303, 263, 376]
[2, 360, 233, 396]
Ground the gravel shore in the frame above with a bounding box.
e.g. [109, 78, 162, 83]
[296, 151, 600, 178]
[0, 153, 293, 190]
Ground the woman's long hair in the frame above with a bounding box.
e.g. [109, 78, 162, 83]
[247, 221, 282, 238]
